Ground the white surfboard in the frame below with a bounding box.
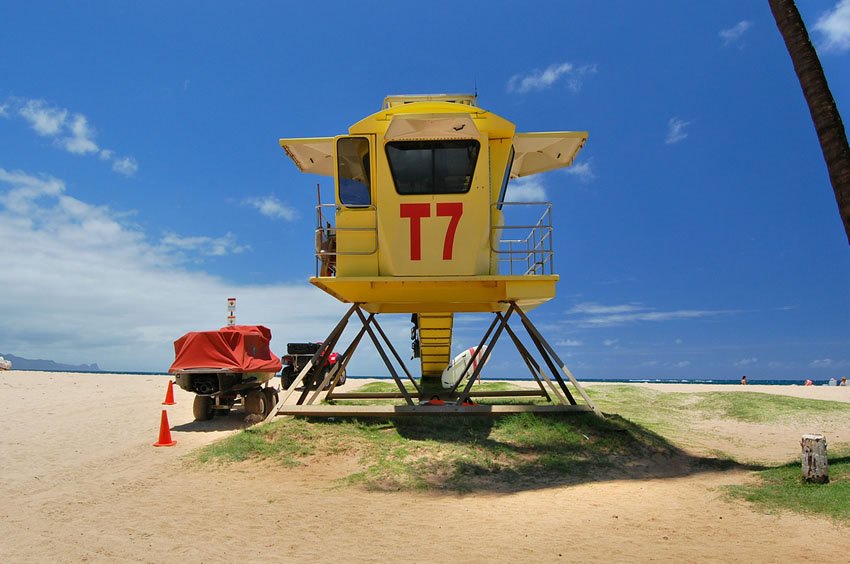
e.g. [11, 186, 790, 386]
[441, 345, 488, 389]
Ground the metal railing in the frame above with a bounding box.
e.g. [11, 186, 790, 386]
[314, 203, 378, 277]
[491, 202, 554, 275]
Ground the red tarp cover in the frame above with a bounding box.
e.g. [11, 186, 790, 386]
[169, 325, 282, 373]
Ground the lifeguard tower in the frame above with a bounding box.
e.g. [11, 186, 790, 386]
[267, 94, 600, 417]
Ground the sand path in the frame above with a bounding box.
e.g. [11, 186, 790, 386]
[1, 371, 846, 562]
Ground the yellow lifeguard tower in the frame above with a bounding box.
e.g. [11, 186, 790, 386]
[268, 94, 599, 417]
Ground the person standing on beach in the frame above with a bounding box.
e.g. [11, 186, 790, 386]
[741, 375, 748, 385]
[841, 377, 847, 386]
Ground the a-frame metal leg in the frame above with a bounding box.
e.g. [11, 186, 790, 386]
[501, 316, 562, 404]
[309, 317, 371, 405]
[323, 321, 370, 401]
[370, 314, 423, 396]
[296, 308, 353, 406]
[447, 313, 501, 396]
[264, 301, 600, 421]
[513, 304, 601, 417]
[455, 304, 515, 405]
[355, 308, 416, 406]
[263, 303, 358, 422]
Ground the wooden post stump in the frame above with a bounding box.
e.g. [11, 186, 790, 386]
[801, 434, 829, 484]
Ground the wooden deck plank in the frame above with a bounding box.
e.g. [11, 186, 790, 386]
[327, 390, 546, 399]
[272, 404, 593, 417]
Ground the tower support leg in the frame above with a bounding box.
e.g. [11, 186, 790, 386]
[512, 303, 601, 417]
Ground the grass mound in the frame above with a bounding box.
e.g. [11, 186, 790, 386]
[728, 455, 850, 522]
[195, 412, 680, 492]
[587, 386, 850, 428]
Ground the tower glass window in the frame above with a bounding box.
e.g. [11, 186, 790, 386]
[386, 140, 480, 195]
[337, 137, 371, 207]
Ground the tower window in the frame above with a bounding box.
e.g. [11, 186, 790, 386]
[386, 140, 479, 195]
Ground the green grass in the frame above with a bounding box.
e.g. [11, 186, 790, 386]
[194, 381, 850, 522]
[587, 386, 850, 428]
[194, 411, 679, 491]
[728, 455, 850, 522]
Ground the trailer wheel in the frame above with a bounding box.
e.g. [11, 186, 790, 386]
[243, 389, 265, 416]
[338, 368, 347, 386]
[262, 387, 279, 416]
[311, 368, 327, 390]
[193, 395, 214, 421]
[280, 366, 294, 390]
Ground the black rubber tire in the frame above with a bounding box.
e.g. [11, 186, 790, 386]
[338, 369, 347, 386]
[280, 366, 294, 390]
[262, 388, 278, 416]
[193, 395, 214, 421]
[243, 389, 265, 416]
[304, 369, 317, 390]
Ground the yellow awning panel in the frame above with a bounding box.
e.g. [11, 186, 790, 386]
[384, 114, 480, 141]
[512, 132, 588, 178]
[279, 137, 335, 176]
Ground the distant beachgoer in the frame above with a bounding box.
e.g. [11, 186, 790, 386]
[740, 375, 748, 385]
[828, 377, 837, 387]
[804, 379, 814, 386]
[841, 377, 847, 386]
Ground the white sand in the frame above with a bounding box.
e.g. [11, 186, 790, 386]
[1, 370, 847, 562]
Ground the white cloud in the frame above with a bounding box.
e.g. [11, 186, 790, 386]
[567, 301, 734, 328]
[0, 103, 9, 117]
[603, 339, 619, 347]
[243, 195, 298, 221]
[666, 117, 691, 144]
[556, 339, 583, 347]
[0, 168, 382, 372]
[6, 97, 137, 175]
[505, 176, 547, 202]
[810, 358, 833, 368]
[160, 232, 249, 257]
[564, 160, 595, 182]
[112, 156, 138, 177]
[507, 62, 597, 94]
[641, 360, 691, 369]
[62, 114, 99, 155]
[569, 303, 644, 315]
[734, 357, 758, 367]
[815, 0, 850, 51]
[19, 99, 68, 136]
[719, 20, 752, 46]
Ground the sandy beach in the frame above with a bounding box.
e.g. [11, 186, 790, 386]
[1, 370, 848, 562]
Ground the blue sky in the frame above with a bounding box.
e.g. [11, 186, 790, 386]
[1, 1, 849, 380]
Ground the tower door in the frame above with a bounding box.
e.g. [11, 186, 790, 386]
[334, 136, 378, 277]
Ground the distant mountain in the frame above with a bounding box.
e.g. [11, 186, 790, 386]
[0, 353, 101, 372]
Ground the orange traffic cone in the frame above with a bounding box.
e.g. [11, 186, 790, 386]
[162, 380, 176, 405]
[153, 409, 177, 447]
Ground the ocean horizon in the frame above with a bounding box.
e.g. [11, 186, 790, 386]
[16, 369, 844, 386]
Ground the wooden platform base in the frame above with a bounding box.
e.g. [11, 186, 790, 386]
[275, 404, 594, 417]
